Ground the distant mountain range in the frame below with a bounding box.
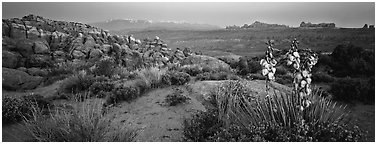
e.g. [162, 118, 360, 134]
[90, 19, 221, 33]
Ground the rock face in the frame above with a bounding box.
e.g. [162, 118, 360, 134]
[2, 67, 43, 90]
[2, 50, 20, 68]
[33, 40, 50, 54]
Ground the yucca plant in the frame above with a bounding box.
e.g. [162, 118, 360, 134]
[214, 80, 348, 132]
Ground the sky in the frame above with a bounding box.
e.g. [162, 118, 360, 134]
[2, 2, 375, 28]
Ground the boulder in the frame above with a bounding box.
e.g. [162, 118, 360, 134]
[27, 67, 48, 76]
[84, 35, 96, 51]
[72, 50, 86, 59]
[113, 43, 122, 52]
[15, 38, 35, 56]
[53, 50, 65, 56]
[101, 44, 112, 54]
[2, 67, 43, 90]
[10, 23, 27, 39]
[33, 40, 50, 54]
[2, 50, 21, 68]
[17, 67, 28, 72]
[89, 49, 103, 59]
[27, 27, 40, 39]
[182, 55, 231, 72]
[2, 37, 17, 51]
[2, 22, 11, 37]
[25, 54, 52, 68]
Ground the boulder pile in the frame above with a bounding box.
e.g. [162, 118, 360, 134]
[2, 14, 199, 90]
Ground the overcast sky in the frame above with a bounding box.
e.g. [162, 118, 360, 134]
[2, 2, 375, 28]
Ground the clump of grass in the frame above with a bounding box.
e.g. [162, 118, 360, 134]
[135, 67, 167, 88]
[23, 100, 137, 142]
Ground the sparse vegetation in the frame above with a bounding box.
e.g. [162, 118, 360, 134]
[23, 101, 137, 142]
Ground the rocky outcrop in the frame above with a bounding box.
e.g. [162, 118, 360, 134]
[2, 67, 43, 90]
[300, 22, 335, 28]
[226, 21, 289, 29]
[182, 55, 231, 71]
[2, 14, 200, 91]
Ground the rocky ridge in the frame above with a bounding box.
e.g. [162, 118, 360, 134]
[2, 14, 228, 90]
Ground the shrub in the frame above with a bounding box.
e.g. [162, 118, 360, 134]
[330, 77, 374, 104]
[237, 57, 262, 75]
[2, 94, 51, 124]
[312, 72, 335, 83]
[111, 84, 141, 103]
[89, 81, 115, 98]
[104, 79, 148, 106]
[331, 44, 374, 77]
[183, 108, 222, 142]
[275, 66, 288, 76]
[91, 58, 117, 77]
[165, 88, 191, 106]
[23, 101, 136, 142]
[59, 71, 96, 94]
[166, 71, 191, 85]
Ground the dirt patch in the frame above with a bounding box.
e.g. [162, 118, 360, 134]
[105, 85, 206, 142]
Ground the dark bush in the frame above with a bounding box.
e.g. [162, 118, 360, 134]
[165, 71, 190, 85]
[330, 77, 374, 104]
[111, 84, 141, 102]
[92, 58, 117, 77]
[312, 72, 335, 83]
[165, 88, 191, 106]
[89, 81, 114, 98]
[183, 108, 222, 142]
[237, 57, 262, 76]
[275, 66, 288, 76]
[330, 44, 374, 77]
[3, 94, 51, 124]
[104, 79, 148, 106]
